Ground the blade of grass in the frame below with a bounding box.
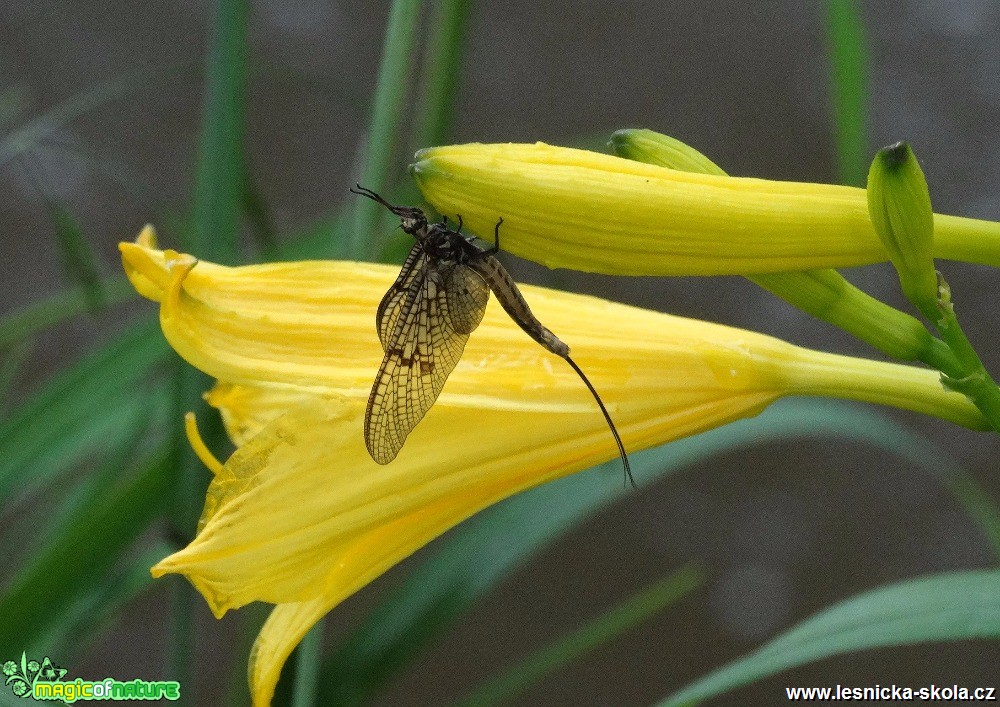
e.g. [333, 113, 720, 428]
[660, 570, 1000, 706]
[31, 541, 175, 659]
[413, 0, 472, 150]
[348, 0, 423, 261]
[190, 0, 248, 263]
[244, 170, 280, 259]
[17, 155, 105, 311]
[0, 85, 29, 131]
[319, 399, 1000, 704]
[457, 564, 704, 706]
[0, 446, 171, 655]
[50, 206, 105, 312]
[826, 0, 869, 186]
[0, 63, 186, 169]
[290, 620, 326, 707]
[169, 3, 250, 697]
[0, 338, 32, 411]
[30, 403, 156, 550]
[0, 320, 169, 505]
[0, 277, 134, 351]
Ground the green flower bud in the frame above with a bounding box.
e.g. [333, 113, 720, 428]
[866, 142, 938, 318]
[609, 128, 726, 176]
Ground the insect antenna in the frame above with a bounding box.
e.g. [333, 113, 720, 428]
[563, 355, 634, 488]
[350, 183, 393, 204]
[350, 184, 420, 219]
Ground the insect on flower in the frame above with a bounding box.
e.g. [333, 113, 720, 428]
[351, 185, 633, 487]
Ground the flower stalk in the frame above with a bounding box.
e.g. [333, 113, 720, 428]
[862, 142, 1000, 432]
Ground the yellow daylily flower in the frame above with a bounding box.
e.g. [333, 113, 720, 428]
[120, 229, 984, 705]
[410, 142, 1000, 275]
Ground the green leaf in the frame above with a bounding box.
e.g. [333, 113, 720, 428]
[273, 212, 343, 262]
[0, 339, 32, 411]
[50, 206, 105, 312]
[660, 570, 1000, 706]
[319, 399, 1000, 704]
[458, 565, 704, 706]
[28, 541, 172, 659]
[0, 320, 169, 505]
[190, 0, 249, 263]
[0, 64, 181, 169]
[0, 277, 135, 351]
[0, 447, 172, 656]
[826, 0, 869, 186]
[348, 0, 424, 261]
[243, 170, 280, 260]
[290, 619, 326, 707]
[0, 85, 29, 131]
[413, 0, 472, 150]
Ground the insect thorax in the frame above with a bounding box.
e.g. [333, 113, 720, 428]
[416, 223, 479, 263]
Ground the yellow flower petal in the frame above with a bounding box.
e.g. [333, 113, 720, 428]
[120, 237, 984, 434]
[410, 142, 1000, 275]
[124, 234, 986, 705]
[205, 381, 318, 447]
[250, 599, 332, 707]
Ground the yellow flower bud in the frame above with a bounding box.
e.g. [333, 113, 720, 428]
[411, 142, 1000, 276]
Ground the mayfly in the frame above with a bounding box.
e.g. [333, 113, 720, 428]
[351, 185, 633, 487]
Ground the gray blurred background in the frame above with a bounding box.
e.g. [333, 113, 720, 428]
[2, 1, 999, 704]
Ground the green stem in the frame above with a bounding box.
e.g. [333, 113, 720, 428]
[748, 270, 956, 367]
[291, 619, 325, 707]
[413, 0, 472, 150]
[934, 303, 1000, 432]
[825, 0, 869, 187]
[168, 581, 195, 696]
[781, 348, 988, 431]
[190, 0, 248, 262]
[348, 0, 423, 261]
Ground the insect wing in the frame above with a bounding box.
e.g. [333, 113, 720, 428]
[444, 264, 489, 334]
[376, 242, 427, 351]
[366, 263, 479, 464]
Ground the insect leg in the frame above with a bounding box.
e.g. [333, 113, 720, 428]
[486, 217, 504, 255]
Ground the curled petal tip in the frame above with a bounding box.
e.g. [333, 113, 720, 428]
[136, 224, 158, 248]
[165, 250, 199, 274]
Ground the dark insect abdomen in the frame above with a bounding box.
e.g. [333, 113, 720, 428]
[468, 255, 570, 357]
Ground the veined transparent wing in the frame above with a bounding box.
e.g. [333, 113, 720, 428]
[376, 242, 427, 351]
[365, 262, 490, 464]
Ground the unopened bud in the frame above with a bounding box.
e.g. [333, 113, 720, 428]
[866, 142, 937, 317]
[609, 128, 726, 176]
